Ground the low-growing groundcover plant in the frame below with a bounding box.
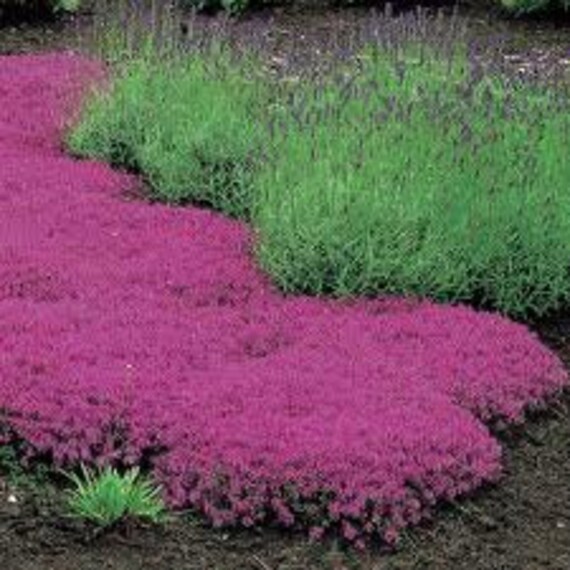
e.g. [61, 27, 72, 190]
[0, 52, 567, 547]
[65, 464, 166, 527]
[68, 6, 570, 318]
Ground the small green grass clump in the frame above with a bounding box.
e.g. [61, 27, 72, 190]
[65, 464, 166, 527]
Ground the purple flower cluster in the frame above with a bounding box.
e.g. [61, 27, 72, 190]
[0, 53, 566, 546]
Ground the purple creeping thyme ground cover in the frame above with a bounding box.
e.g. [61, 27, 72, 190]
[0, 53, 567, 546]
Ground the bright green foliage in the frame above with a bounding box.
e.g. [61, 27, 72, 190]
[67, 46, 266, 219]
[253, 46, 570, 317]
[69, 7, 570, 318]
[53, 0, 80, 12]
[500, 0, 570, 14]
[65, 464, 166, 527]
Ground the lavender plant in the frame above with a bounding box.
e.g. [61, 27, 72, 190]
[67, 1, 267, 218]
[253, 17, 570, 317]
[67, 4, 570, 317]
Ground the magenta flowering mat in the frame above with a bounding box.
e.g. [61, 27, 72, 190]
[0, 53, 566, 546]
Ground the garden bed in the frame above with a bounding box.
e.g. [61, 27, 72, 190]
[1, 3, 570, 567]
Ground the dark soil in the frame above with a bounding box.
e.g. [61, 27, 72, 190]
[1, 3, 570, 569]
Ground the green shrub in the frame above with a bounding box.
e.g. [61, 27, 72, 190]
[252, 45, 570, 317]
[53, 0, 81, 12]
[500, 0, 570, 14]
[65, 464, 166, 527]
[67, 44, 266, 218]
[68, 0, 267, 217]
[69, 6, 570, 318]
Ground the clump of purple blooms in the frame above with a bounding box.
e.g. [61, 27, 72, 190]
[0, 53, 566, 547]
